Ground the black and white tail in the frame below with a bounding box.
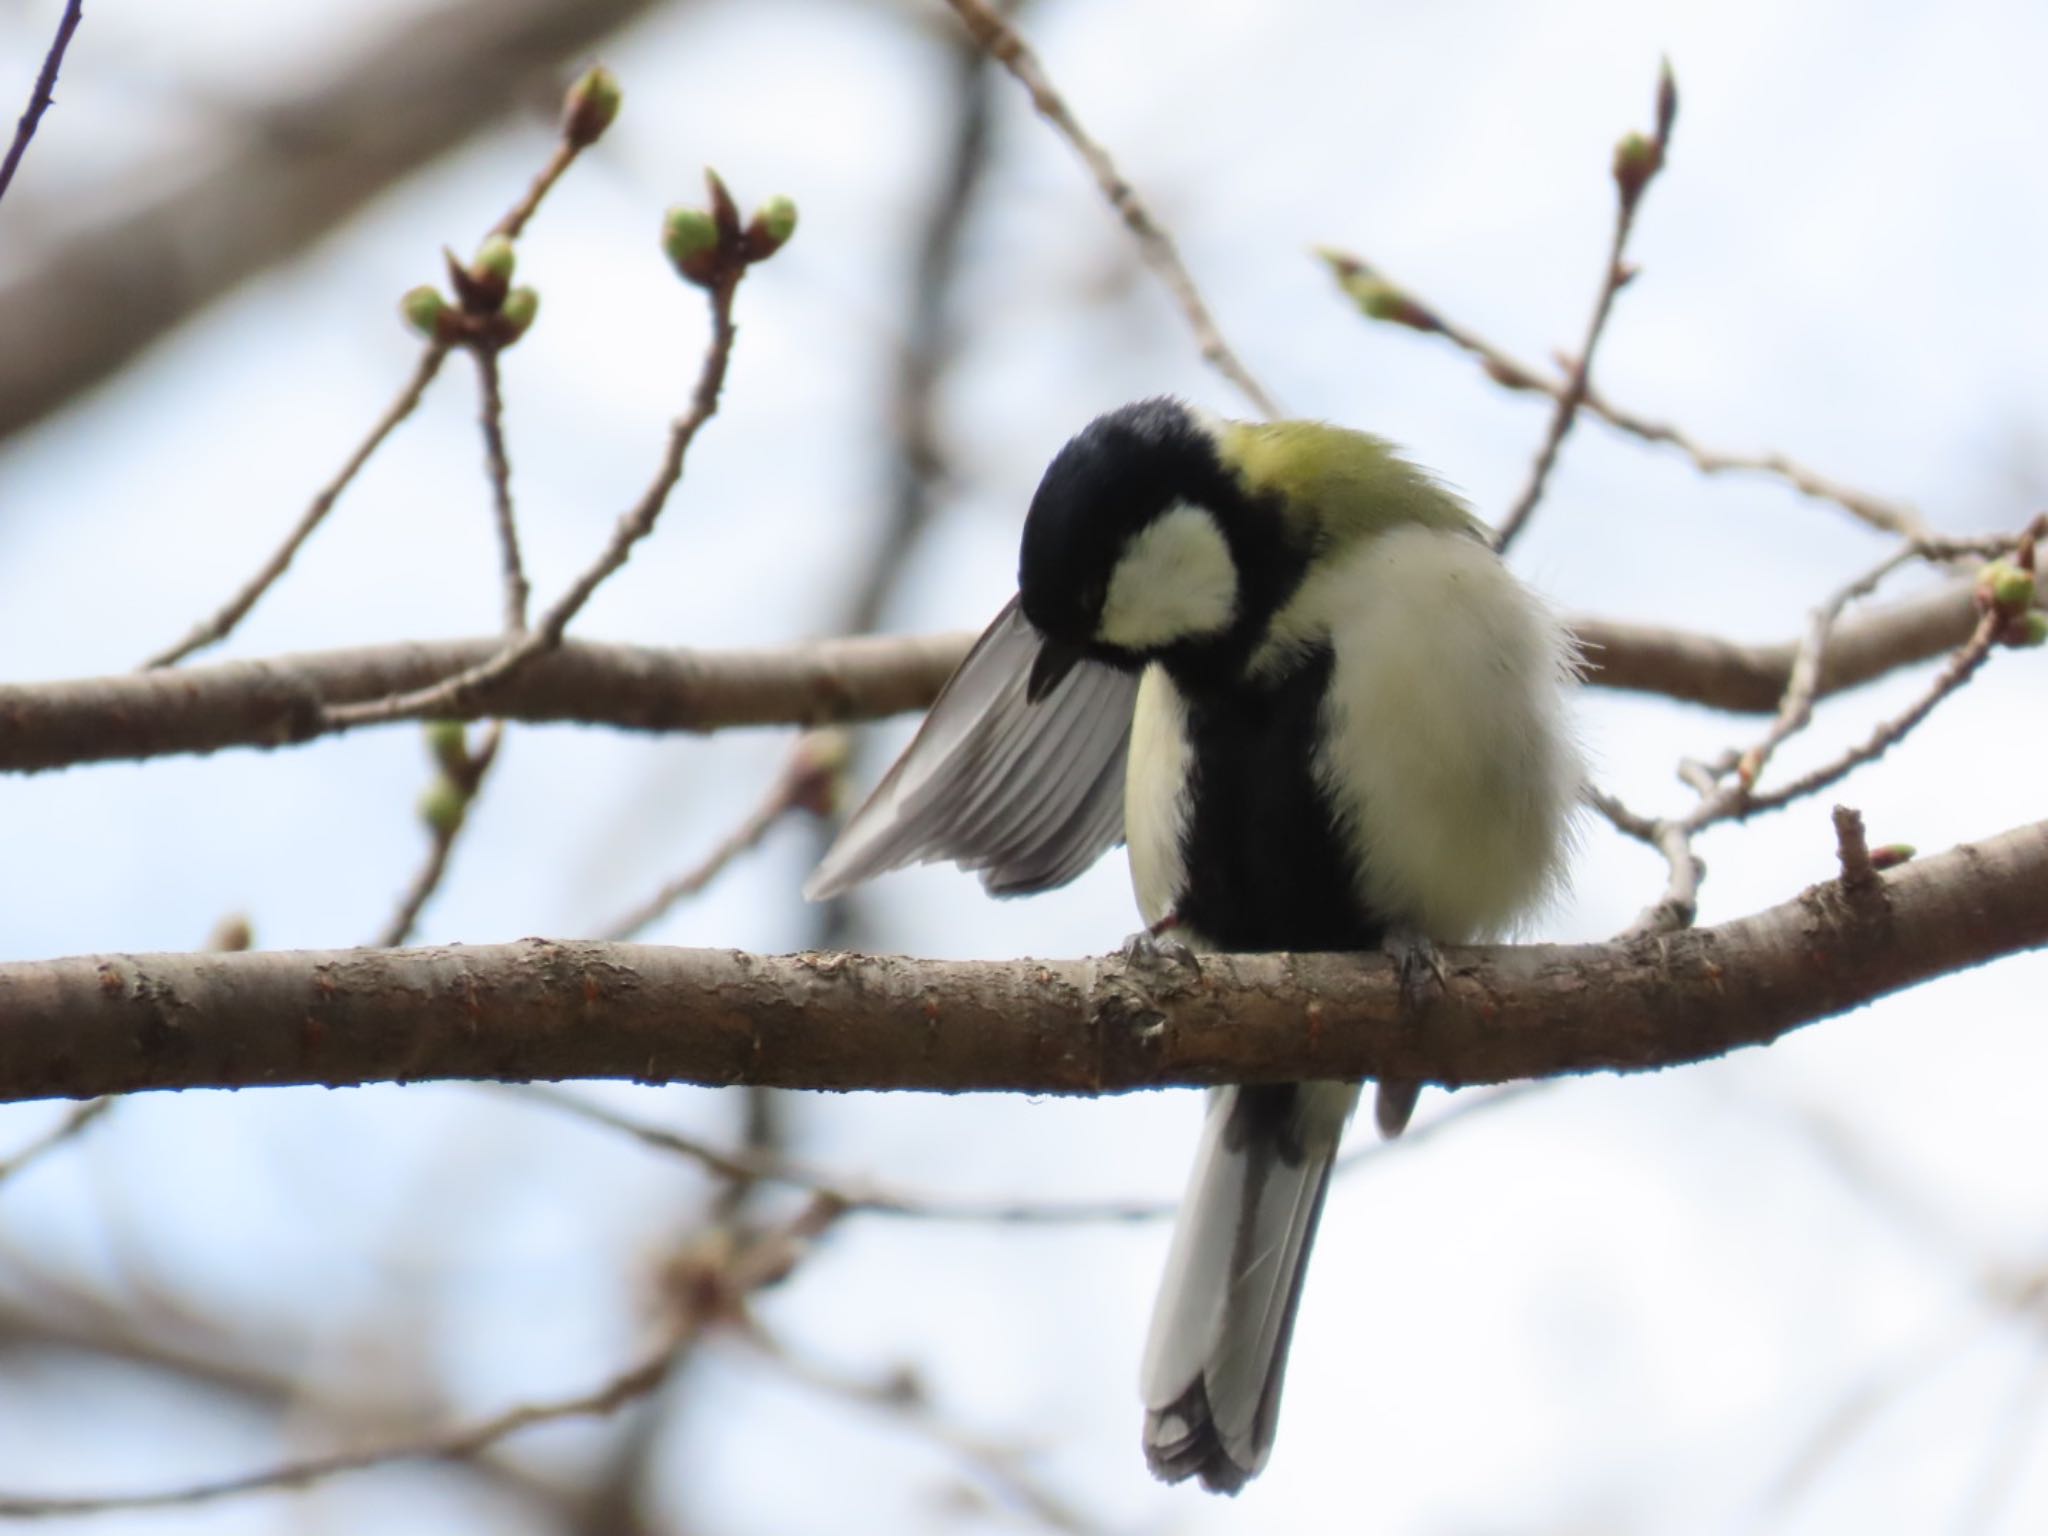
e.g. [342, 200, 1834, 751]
[1140, 1081, 1359, 1493]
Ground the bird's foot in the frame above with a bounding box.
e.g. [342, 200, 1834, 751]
[1121, 913, 1200, 979]
[1383, 925, 1445, 1017]
[1376, 927, 1444, 1139]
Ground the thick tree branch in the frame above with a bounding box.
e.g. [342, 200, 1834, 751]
[0, 632, 966, 773]
[0, 820, 2040, 1106]
[0, 578, 2012, 774]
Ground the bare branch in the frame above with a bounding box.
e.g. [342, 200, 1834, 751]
[518, 1077, 1539, 1225]
[1321, 249, 1930, 540]
[491, 141, 578, 244]
[319, 186, 756, 731]
[939, 0, 1280, 419]
[747, 1328, 1104, 1535]
[1494, 60, 1675, 552]
[472, 348, 530, 635]
[0, 0, 664, 442]
[1730, 550, 1918, 793]
[513, 1082, 1174, 1223]
[0, 1098, 108, 1188]
[1831, 804, 1875, 888]
[0, 632, 968, 773]
[0, 1343, 679, 1517]
[0, 0, 83, 211]
[598, 730, 840, 941]
[5, 578, 2021, 776]
[140, 344, 453, 669]
[0, 818, 2040, 1105]
[1735, 603, 2003, 819]
[1597, 527, 2040, 934]
[0, 1208, 836, 1520]
[374, 722, 505, 948]
[141, 64, 612, 670]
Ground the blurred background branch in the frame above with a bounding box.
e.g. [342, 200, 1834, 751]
[0, 0, 664, 443]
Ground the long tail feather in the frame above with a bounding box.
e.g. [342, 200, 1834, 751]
[1140, 1082, 1358, 1492]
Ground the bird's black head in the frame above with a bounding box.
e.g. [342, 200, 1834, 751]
[1017, 400, 1272, 695]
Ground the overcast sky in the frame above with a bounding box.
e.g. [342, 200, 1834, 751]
[1, 0, 2045, 1532]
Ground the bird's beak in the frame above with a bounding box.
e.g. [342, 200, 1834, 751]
[1027, 636, 1085, 702]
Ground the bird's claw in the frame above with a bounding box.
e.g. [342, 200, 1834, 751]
[1121, 924, 1200, 979]
[1383, 927, 1445, 1018]
[1377, 927, 1444, 1140]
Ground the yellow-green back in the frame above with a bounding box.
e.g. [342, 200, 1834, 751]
[1220, 419, 1481, 546]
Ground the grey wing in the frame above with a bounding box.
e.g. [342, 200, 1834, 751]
[804, 596, 1138, 901]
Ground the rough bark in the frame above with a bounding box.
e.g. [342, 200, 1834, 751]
[1, 819, 2040, 1105]
[0, 633, 967, 773]
[0, 579, 1995, 773]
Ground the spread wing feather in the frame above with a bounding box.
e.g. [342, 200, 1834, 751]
[805, 596, 1137, 900]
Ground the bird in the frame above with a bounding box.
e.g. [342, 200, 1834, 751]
[806, 397, 1583, 1493]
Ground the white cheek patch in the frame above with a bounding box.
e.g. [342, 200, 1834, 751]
[1098, 504, 1238, 650]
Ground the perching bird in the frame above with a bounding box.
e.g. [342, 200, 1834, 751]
[807, 398, 1582, 1493]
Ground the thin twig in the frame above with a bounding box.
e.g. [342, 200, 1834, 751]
[599, 730, 841, 942]
[0, 2, 651, 442]
[0, 0, 83, 210]
[0, 1098, 109, 1189]
[470, 346, 529, 634]
[1831, 805, 1874, 888]
[0, 1197, 838, 1519]
[1729, 543, 1926, 793]
[0, 1319, 690, 1517]
[1736, 605, 2004, 819]
[511, 1082, 1175, 1223]
[1584, 382, 1931, 539]
[319, 263, 748, 729]
[939, 0, 1280, 420]
[1321, 250, 1929, 541]
[1597, 526, 2039, 935]
[1721, 524, 2033, 826]
[140, 343, 453, 669]
[373, 722, 503, 948]
[142, 66, 611, 672]
[491, 139, 577, 243]
[747, 1328, 1103, 1535]
[1494, 61, 1676, 551]
[513, 1078, 1538, 1224]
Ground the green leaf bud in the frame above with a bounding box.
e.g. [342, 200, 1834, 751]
[562, 65, 622, 148]
[664, 205, 721, 283]
[760, 195, 798, 245]
[665, 206, 717, 261]
[419, 777, 468, 839]
[1980, 560, 2038, 611]
[424, 719, 470, 777]
[401, 285, 450, 340]
[473, 235, 517, 285]
[1613, 130, 1664, 204]
[499, 286, 540, 339]
[742, 195, 799, 261]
